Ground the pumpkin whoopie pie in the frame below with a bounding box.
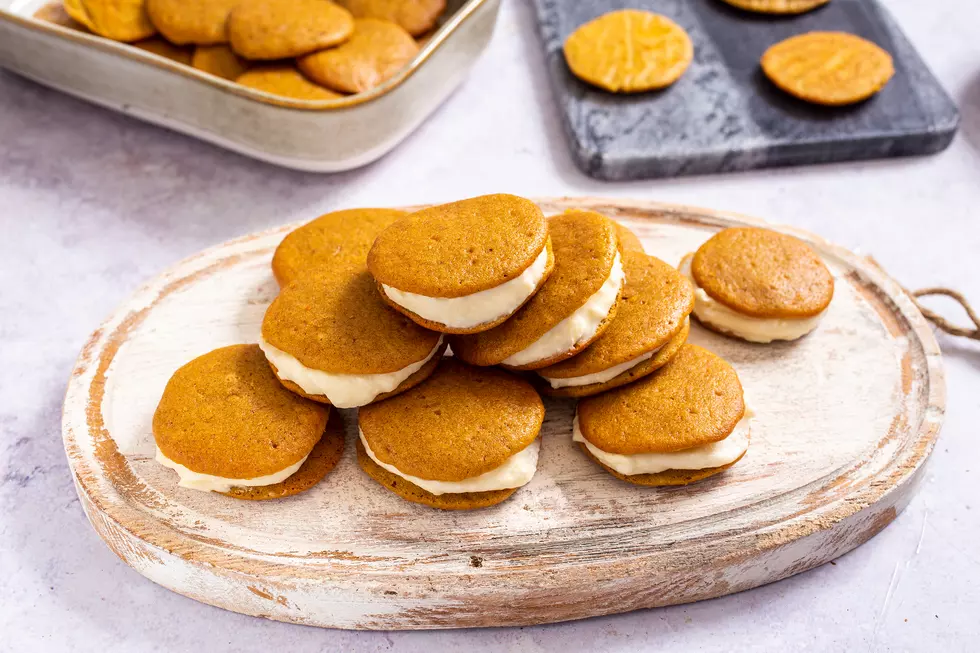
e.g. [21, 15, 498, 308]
[536, 252, 692, 397]
[272, 208, 408, 287]
[575, 344, 751, 486]
[613, 220, 645, 253]
[260, 271, 445, 408]
[145, 0, 238, 45]
[452, 210, 625, 370]
[367, 194, 555, 334]
[153, 344, 338, 497]
[192, 44, 250, 80]
[680, 227, 834, 343]
[357, 359, 544, 510]
[227, 0, 354, 60]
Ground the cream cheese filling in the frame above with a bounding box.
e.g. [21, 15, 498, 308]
[501, 251, 625, 367]
[380, 246, 550, 329]
[155, 447, 308, 493]
[540, 348, 658, 389]
[359, 430, 540, 496]
[572, 409, 752, 476]
[259, 335, 443, 409]
[679, 255, 824, 343]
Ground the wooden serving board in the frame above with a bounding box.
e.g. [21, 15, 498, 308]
[531, 0, 959, 180]
[62, 198, 944, 630]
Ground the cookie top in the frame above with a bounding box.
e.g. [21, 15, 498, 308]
[761, 32, 894, 106]
[368, 194, 550, 297]
[613, 220, 644, 252]
[273, 208, 408, 287]
[298, 18, 419, 94]
[538, 252, 692, 379]
[358, 359, 544, 482]
[192, 44, 250, 80]
[338, 0, 445, 37]
[451, 210, 621, 367]
[64, 0, 156, 42]
[720, 0, 829, 14]
[228, 0, 354, 60]
[132, 37, 194, 64]
[236, 65, 343, 100]
[563, 10, 693, 93]
[577, 344, 744, 455]
[146, 0, 238, 45]
[153, 344, 329, 478]
[262, 270, 441, 374]
[692, 227, 834, 319]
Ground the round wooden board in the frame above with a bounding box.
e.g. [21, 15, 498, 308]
[62, 198, 945, 630]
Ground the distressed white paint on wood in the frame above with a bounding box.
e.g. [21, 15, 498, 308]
[62, 198, 945, 630]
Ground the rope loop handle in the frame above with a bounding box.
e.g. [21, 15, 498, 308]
[909, 287, 980, 341]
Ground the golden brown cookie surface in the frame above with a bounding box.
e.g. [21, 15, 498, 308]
[192, 44, 250, 80]
[761, 32, 894, 106]
[563, 10, 692, 93]
[64, 0, 156, 41]
[273, 208, 408, 287]
[145, 0, 237, 45]
[692, 227, 834, 319]
[358, 359, 544, 482]
[720, 0, 829, 14]
[236, 65, 343, 100]
[132, 37, 193, 64]
[153, 344, 329, 479]
[338, 0, 445, 37]
[580, 443, 745, 486]
[228, 0, 354, 60]
[613, 220, 645, 252]
[298, 18, 419, 94]
[577, 344, 744, 455]
[34, 2, 89, 30]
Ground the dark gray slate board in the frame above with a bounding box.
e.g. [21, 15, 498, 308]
[531, 0, 959, 180]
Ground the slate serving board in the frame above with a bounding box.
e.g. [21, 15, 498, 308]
[531, 0, 959, 180]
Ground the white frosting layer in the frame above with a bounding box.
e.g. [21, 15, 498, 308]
[259, 335, 443, 409]
[155, 447, 307, 493]
[572, 410, 751, 476]
[680, 255, 824, 343]
[359, 430, 540, 495]
[380, 246, 550, 329]
[541, 349, 657, 389]
[502, 251, 625, 367]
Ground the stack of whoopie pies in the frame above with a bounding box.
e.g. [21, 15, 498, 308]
[152, 194, 835, 509]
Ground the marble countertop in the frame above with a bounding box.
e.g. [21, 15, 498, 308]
[1, 0, 978, 650]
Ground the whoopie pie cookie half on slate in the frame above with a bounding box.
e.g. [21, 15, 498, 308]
[153, 344, 340, 498]
[357, 359, 544, 510]
[680, 227, 835, 343]
[575, 344, 752, 486]
[452, 209, 625, 370]
[260, 271, 446, 408]
[367, 194, 555, 334]
[536, 252, 693, 397]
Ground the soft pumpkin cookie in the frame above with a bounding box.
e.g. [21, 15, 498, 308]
[298, 18, 419, 94]
[145, 0, 238, 45]
[272, 208, 408, 287]
[228, 0, 354, 60]
[357, 359, 544, 510]
[153, 344, 332, 497]
[613, 220, 644, 253]
[338, 0, 444, 37]
[720, 0, 829, 14]
[537, 252, 693, 397]
[368, 194, 554, 334]
[236, 65, 343, 100]
[63, 0, 156, 42]
[761, 32, 894, 106]
[681, 227, 834, 343]
[192, 44, 250, 80]
[575, 344, 751, 486]
[452, 210, 625, 370]
[132, 37, 193, 64]
[564, 10, 693, 93]
[34, 2, 88, 30]
[260, 270, 445, 408]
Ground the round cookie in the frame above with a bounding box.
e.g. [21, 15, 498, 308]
[192, 44, 250, 80]
[153, 344, 330, 492]
[132, 37, 194, 64]
[260, 270, 445, 408]
[338, 0, 445, 37]
[63, 0, 156, 42]
[228, 0, 354, 60]
[761, 32, 894, 106]
[613, 220, 645, 253]
[452, 210, 624, 370]
[236, 65, 343, 100]
[563, 10, 693, 93]
[537, 252, 693, 397]
[272, 208, 408, 287]
[720, 0, 829, 14]
[357, 359, 544, 510]
[34, 2, 89, 31]
[368, 194, 554, 334]
[298, 19, 420, 94]
[145, 0, 238, 45]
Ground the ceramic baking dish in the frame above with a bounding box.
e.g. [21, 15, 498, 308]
[0, 0, 499, 171]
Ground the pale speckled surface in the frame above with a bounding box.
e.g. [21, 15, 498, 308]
[1, 0, 979, 650]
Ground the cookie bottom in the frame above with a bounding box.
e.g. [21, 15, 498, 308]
[356, 439, 518, 510]
[580, 443, 745, 487]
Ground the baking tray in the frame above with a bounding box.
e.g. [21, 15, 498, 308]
[0, 0, 500, 171]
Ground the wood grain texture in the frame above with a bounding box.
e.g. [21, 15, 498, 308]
[61, 198, 944, 630]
